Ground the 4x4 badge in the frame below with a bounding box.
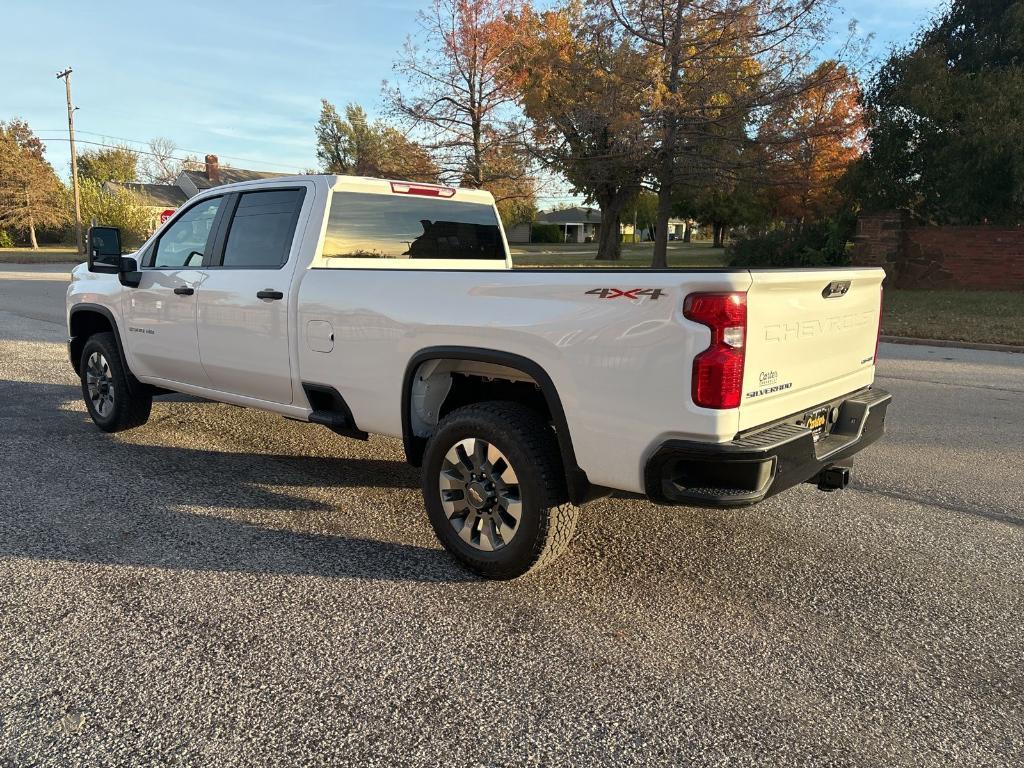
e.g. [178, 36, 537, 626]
[585, 288, 665, 300]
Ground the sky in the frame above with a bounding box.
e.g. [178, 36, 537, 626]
[1, 0, 943, 204]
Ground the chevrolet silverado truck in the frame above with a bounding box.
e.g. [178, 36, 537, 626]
[67, 175, 891, 579]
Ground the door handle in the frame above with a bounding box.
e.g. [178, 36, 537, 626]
[257, 290, 284, 300]
[173, 286, 195, 296]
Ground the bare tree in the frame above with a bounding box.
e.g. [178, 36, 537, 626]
[140, 137, 197, 185]
[385, 0, 534, 207]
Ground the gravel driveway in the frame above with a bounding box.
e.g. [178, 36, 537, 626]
[1, 266, 1021, 766]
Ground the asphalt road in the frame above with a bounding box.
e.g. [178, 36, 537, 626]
[1, 265, 1021, 767]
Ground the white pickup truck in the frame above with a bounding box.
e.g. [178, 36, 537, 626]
[68, 175, 890, 578]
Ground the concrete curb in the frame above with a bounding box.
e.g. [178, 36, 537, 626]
[881, 335, 1024, 354]
[0, 256, 81, 265]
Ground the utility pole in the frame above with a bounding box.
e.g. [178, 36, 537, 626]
[56, 67, 83, 254]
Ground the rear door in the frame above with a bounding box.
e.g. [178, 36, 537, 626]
[738, 268, 884, 431]
[123, 195, 224, 386]
[195, 187, 307, 404]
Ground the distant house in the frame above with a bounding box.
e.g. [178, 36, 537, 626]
[105, 154, 287, 229]
[530, 206, 639, 244]
[505, 222, 532, 244]
[535, 206, 605, 244]
[637, 218, 691, 242]
[173, 155, 285, 197]
[102, 182, 188, 219]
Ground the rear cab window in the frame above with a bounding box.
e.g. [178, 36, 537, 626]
[316, 182, 508, 269]
[218, 188, 305, 269]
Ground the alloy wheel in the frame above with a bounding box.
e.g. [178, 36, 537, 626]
[85, 351, 115, 418]
[438, 437, 523, 552]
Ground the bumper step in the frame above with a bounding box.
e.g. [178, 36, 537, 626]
[644, 388, 892, 508]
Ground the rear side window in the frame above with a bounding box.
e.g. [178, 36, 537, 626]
[323, 191, 503, 262]
[220, 188, 305, 268]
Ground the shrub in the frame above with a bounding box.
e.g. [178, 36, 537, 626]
[0, 229, 13, 248]
[729, 216, 855, 268]
[530, 223, 562, 243]
[74, 179, 154, 248]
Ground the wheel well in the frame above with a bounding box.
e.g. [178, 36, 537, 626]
[69, 309, 115, 374]
[401, 348, 597, 505]
[409, 359, 552, 440]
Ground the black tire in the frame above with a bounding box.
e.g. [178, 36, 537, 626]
[422, 401, 580, 579]
[79, 332, 152, 432]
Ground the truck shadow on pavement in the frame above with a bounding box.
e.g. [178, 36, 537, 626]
[2, 378, 475, 584]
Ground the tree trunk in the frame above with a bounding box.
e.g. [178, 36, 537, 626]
[26, 190, 38, 250]
[712, 223, 725, 248]
[651, 179, 673, 268]
[595, 212, 622, 260]
[595, 191, 627, 260]
[683, 222, 691, 243]
[651, 2, 685, 269]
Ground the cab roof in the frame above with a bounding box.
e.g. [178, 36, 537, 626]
[189, 173, 497, 206]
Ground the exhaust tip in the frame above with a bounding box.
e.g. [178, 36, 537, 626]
[817, 465, 850, 492]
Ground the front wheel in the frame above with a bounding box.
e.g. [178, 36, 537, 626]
[422, 401, 580, 579]
[79, 332, 152, 432]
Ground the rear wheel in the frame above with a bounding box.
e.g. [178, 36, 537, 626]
[422, 401, 579, 579]
[79, 332, 152, 432]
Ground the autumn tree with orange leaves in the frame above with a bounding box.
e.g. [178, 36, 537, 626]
[506, 2, 656, 259]
[385, 0, 535, 224]
[608, 0, 838, 267]
[758, 62, 866, 226]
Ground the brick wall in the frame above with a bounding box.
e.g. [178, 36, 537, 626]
[852, 211, 1024, 291]
[851, 211, 904, 280]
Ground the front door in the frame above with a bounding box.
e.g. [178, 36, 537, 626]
[122, 196, 224, 387]
[196, 188, 306, 404]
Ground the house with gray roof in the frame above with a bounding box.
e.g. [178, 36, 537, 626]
[106, 155, 287, 228]
[174, 156, 285, 197]
[102, 182, 188, 209]
[527, 205, 693, 244]
[531, 206, 655, 244]
[535, 206, 604, 244]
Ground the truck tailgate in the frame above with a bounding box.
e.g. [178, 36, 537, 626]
[738, 268, 884, 431]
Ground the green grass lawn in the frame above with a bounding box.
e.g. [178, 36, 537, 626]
[883, 289, 1024, 347]
[511, 241, 729, 269]
[0, 247, 81, 264]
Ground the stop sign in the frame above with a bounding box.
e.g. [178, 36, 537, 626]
[159, 209, 176, 224]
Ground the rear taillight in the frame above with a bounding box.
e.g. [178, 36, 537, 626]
[684, 292, 747, 409]
[874, 285, 884, 365]
[390, 181, 456, 198]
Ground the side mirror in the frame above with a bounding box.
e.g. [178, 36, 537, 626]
[118, 256, 141, 288]
[87, 226, 122, 273]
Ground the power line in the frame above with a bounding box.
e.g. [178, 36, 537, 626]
[36, 135, 584, 197]
[34, 131, 308, 172]
[35, 136, 307, 174]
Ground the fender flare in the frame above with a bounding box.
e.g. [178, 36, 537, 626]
[68, 303, 142, 394]
[400, 346, 599, 505]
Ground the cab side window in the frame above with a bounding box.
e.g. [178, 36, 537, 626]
[220, 189, 304, 268]
[150, 197, 222, 268]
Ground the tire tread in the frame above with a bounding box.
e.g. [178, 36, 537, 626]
[423, 401, 579, 578]
[80, 332, 152, 432]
